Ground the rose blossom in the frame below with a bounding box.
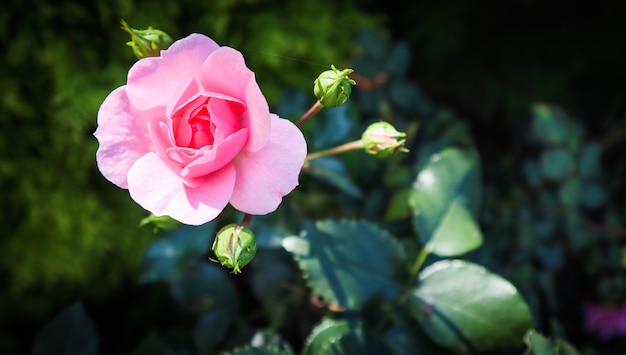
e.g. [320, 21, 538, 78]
[94, 33, 307, 225]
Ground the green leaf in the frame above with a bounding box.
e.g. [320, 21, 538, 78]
[313, 105, 352, 149]
[281, 220, 404, 310]
[531, 103, 569, 145]
[194, 309, 233, 355]
[224, 345, 294, 355]
[140, 223, 215, 283]
[580, 182, 607, 208]
[384, 325, 451, 355]
[32, 301, 99, 355]
[540, 147, 575, 181]
[579, 142, 602, 179]
[524, 330, 581, 355]
[558, 178, 581, 207]
[384, 187, 413, 221]
[409, 148, 483, 256]
[301, 318, 365, 355]
[307, 157, 363, 198]
[409, 260, 534, 353]
[169, 262, 239, 314]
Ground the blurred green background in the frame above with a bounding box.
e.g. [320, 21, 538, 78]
[2, 0, 626, 353]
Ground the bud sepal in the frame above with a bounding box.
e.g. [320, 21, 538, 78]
[313, 65, 356, 107]
[361, 121, 409, 158]
[211, 224, 257, 274]
[120, 20, 173, 59]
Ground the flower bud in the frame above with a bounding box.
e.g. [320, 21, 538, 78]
[120, 20, 173, 59]
[313, 65, 356, 107]
[211, 224, 256, 274]
[361, 121, 409, 158]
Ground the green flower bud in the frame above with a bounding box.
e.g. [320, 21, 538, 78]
[361, 121, 409, 158]
[313, 65, 356, 107]
[211, 224, 256, 274]
[120, 19, 173, 59]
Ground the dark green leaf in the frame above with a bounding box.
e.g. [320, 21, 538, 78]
[194, 309, 233, 355]
[307, 158, 363, 198]
[32, 302, 98, 355]
[313, 105, 352, 149]
[224, 345, 294, 355]
[531, 103, 569, 145]
[384, 188, 413, 221]
[540, 148, 575, 181]
[558, 178, 581, 207]
[580, 182, 607, 208]
[409, 148, 483, 256]
[301, 318, 365, 355]
[579, 142, 602, 179]
[384, 325, 450, 355]
[140, 223, 215, 283]
[524, 329, 581, 355]
[409, 260, 534, 353]
[282, 220, 404, 310]
[169, 262, 238, 314]
[248, 330, 295, 353]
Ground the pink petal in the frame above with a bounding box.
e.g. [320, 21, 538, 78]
[127, 153, 236, 225]
[126, 33, 219, 111]
[94, 87, 155, 188]
[182, 128, 249, 179]
[200, 47, 270, 152]
[229, 115, 306, 214]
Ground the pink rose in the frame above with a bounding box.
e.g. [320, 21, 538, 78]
[94, 34, 307, 225]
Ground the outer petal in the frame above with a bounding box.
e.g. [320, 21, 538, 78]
[128, 153, 236, 225]
[200, 47, 270, 152]
[126, 33, 219, 110]
[94, 86, 154, 188]
[229, 115, 307, 214]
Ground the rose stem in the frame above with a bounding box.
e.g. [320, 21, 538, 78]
[240, 213, 253, 227]
[296, 100, 324, 127]
[305, 139, 363, 162]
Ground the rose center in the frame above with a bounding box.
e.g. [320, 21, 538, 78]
[186, 106, 215, 148]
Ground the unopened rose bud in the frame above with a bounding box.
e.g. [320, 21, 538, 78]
[120, 20, 173, 59]
[211, 224, 256, 274]
[361, 121, 409, 158]
[313, 65, 356, 107]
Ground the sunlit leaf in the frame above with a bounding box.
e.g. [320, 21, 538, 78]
[32, 302, 99, 355]
[301, 318, 365, 355]
[409, 148, 483, 256]
[282, 220, 404, 310]
[139, 223, 215, 283]
[409, 260, 534, 353]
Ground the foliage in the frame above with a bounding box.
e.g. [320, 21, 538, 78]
[5, 1, 626, 355]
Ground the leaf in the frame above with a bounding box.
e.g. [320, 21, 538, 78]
[301, 318, 365, 355]
[307, 157, 363, 198]
[580, 182, 607, 209]
[531, 103, 569, 145]
[194, 309, 233, 355]
[384, 325, 451, 355]
[541, 148, 575, 181]
[408, 260, 534, 353]
[224, 346, 294, 355]
[139, 223, 215, 283]
[384, 187, 412, 221]
[281, 220, 404, 310]
[409, 148, 483, 256]
[524, 329, 581, 355]
[169, 262, 239, 314]
[579, 142, 602, 179]
[32, 301, 99, 355]
[313, 105, 352, 149]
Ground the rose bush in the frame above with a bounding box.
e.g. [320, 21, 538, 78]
[94, 34, 307, 225]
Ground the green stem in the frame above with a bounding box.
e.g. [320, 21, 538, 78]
[305, 139, 363, 162]
[409, 247, 429, 279]
[296, 100, 324, 127]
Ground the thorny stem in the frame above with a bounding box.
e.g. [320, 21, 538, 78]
[305, 140, 363, 162]
[296, 100, 324, 127]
